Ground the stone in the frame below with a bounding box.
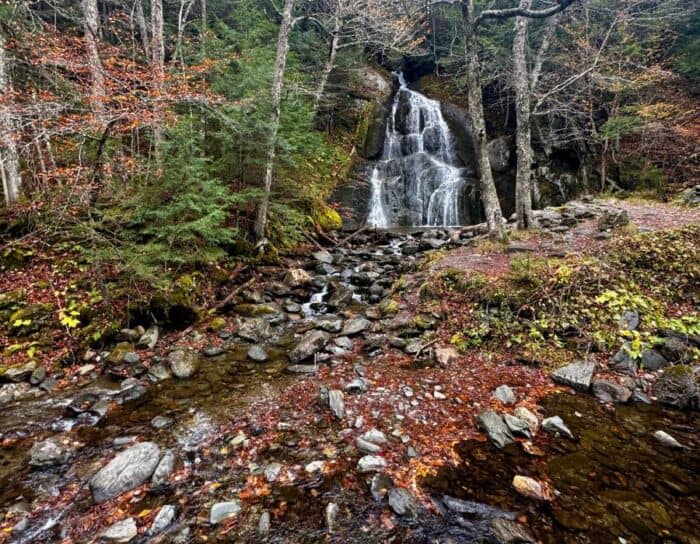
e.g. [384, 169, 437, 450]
[328, 285, 354, 309]
[147, 363, 172, 382]
[123, 352, 140, 365]
[89, 442, 162, 503]
[0, 383, 37, 405]
[317, 316, 344, 333]
[290, 330, 331, 363]
[370, 473, 393, 501]
[168, 349, 198, 379]
[653, 430, 686, 449]
[476, 410, 515, 448]
[639, 350, 669, 371]
[551, 361, 595, 391]
[257, 512, 271, 537]
[356, 438, 380, 455]
[101, 518, 138, 542]
[305, 460, 326, 474]
[137, 326, 159, 349]
[592, 380, 632, 403]
[512, 475, 553, 501]
[513, 407, 539, 434]
[202, 346, 224, 357]
[4, 361, 37, 382]
[542, 416, 574, 439]
[328, 389, 345, 419]
[357, 455, 387, 473]
[620, 310, 640, 331]
[29, 366, 46, 385]
[283, 268, 312, 287]
[264, 462, 282, 483]
[493, 385, 516, 405]
[388, 487, 418, 517]
[236, 317, 273, 342]
[345, 378, 369, 394]
[652, 365, 698, 410]
[151, 415, 174, 429]
[286, 364, 318, 374]
[490, 518, 536, 544]
[247, 345, 269, 362]
[434, 346, 459, 366]
[357, 429, 387, 454]
[152, 449, 176, 486]
[149, 505, 176, 535]
[313, 251, 334, 264]
[659, 336, 693, 363]
[612, 343, 636, 374]
[325, 502, 339, 533]
[341, 317, 371, 336]
[210, 501, 242, 525]
[29, 439, 69, 467]
[597, 209, 629, 231]
[503, 414, 531, 438]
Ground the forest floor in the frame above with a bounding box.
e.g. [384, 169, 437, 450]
[0, 196, 699, 543]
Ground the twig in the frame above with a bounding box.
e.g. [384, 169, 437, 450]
[333, 225, 369, 249]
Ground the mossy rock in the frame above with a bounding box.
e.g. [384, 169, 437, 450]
[381, 300, 399, 318]
[356, 101, 388, 160]
[234, 304, 279, 317]
[8, 303, 55, 336]
[315, 207, 343, 232]
[107, 342, 135, 364]
[208, 317, 227, 332]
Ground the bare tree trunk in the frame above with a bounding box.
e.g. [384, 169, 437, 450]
[135, 0, 151, 58]
[513, 0, 534, 229]
[151, 0, 165, 161]
[0, 33, 21, 206]
[81, 0, 106, 117]
[254, 0, 295, 244]
[462, 0, 505, 239]
[312, 11, 341, 115]
[201, 0, 207, 34]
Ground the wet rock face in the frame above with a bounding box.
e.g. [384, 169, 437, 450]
[89, 442, 162, 503]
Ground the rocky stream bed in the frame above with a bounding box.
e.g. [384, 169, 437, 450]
[0, 199, 698, 543]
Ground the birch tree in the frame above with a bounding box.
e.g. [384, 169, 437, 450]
[254, 0, 296, 244]
[0, 32, 21, 205]
[80, 0, 106, 117]
[151, 0, 165, 158]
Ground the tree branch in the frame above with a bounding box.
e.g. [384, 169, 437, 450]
[476, 0, 578, 25]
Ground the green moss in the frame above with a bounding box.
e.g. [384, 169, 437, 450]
[208, 317, 227, 332]
[381, 299, 399, 317]
[316, 207, 343, 231]
[107, 342, 134, 364]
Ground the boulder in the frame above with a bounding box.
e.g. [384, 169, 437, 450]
[476, 410, 515, 448]
[341, 317, 371, 336]
[247, 345, 269, 362]
[658, 336, 693, 363]
[491, 518, 536, 544]
[328, 285, 354, 309]
[149, 505, 176, 536]
[542, 416, 574, 439]
[236, 317, 273, 342]
[493, 385, 516, 405]
[652, 365, 698, 410]
[503, 414, 531, 438]
[512, 475, 553, 501]
[29, 439, 69, 467]
[640, 350, 669, 371]
[137, 326, 159, 349]
[611, 343, 636, 374]
[290, 330, 331, 363]
[283, 268, 312, 288]
[551, 361, 595, 391]
[388, 487, 418, 517]
[357, 455, 387, 473]
[312, 251, 334, 265]
[597, 209, 629, 231]
[3, 361, 37, 382]
[328, 389, 345, 419]
[592, 380, 632, 403]
[513, 407, 539, 434]
[168, 349, 198, 379]
[152, 449, 177, 487]
[89, 442, 161, 503]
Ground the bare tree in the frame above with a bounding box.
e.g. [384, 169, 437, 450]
[151, 0, 165, 158]
[80, 0, 106, 117]
[0, 32, 22, 205]
[134, 0, 151, 58]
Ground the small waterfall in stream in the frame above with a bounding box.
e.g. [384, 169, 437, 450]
[366, 73, 475, 228]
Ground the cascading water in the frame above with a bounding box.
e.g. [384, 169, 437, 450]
[366, 73, 475, 228]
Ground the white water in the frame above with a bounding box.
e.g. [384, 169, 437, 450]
[366, 73, 471, 228]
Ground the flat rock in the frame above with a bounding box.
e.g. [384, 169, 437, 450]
[149, 505, 176, 535]
[101, 518, 138, 542]
[357, 455, 387, 473]
[512, 475, 553, 501]
[312, 251, 334, 264]
[328, 389, 345, 419]
[210, 501, 242, 525]
[476, 410, 514, 448]
[551, 361, 595, 391]
[286, 364, 318, 374]
[592, 380, 632, 403]
[503, 414, 531, 438]
[513, 407, 539, 434]
[90, 442, 161, 503]
[542, 416, 574, 439]
[290, 330, 331, 363]
[341, 317, 371, 336]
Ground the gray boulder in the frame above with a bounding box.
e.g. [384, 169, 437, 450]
[101, 518, 138, 542]
[210, 501, 241, 524]
[611, 343, 636, 374]
[640, 350, 669, 371]
[652, 365, 698, 410]
[90, 442, 161, 503]
[476, 410, 515, 448]
[152, 449, 176, 486]
[168, 349, 198, 379]
[388, 487, 418, 517]
[551, 361, 595, 391]
[247, 345, 269, 362]
[290, 330, 331, 363]
[328, 389, 345, 419]
[341, 317, 371, 336]
[491, 518, 536, 544]
[493, 385, 516, 405]
[29, 439, 69, 467]
[542, 416, 574, 439]
[149, 504, 176, 535]
[592, 380, 632, 403]
[137, 326, 159, 349]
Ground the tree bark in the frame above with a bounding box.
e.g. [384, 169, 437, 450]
[462, 0, 505, 239]
[134, 0, 151, 58]
[201, 0, 207, 34]
[80, 0, 106, 117]
[0, 32, 22, 206]
[254, 0, 295, 243]
[513, 0, 534, 229]
[312, 10, 341, 115]
[151, 0, 165, 161]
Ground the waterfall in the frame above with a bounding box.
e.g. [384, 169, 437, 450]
[366, 73, 473, 228]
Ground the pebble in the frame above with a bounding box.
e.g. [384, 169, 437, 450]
[210, 501, 242, 525]
[542, 416, 574, 439]
[357, 455, 387, 473]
